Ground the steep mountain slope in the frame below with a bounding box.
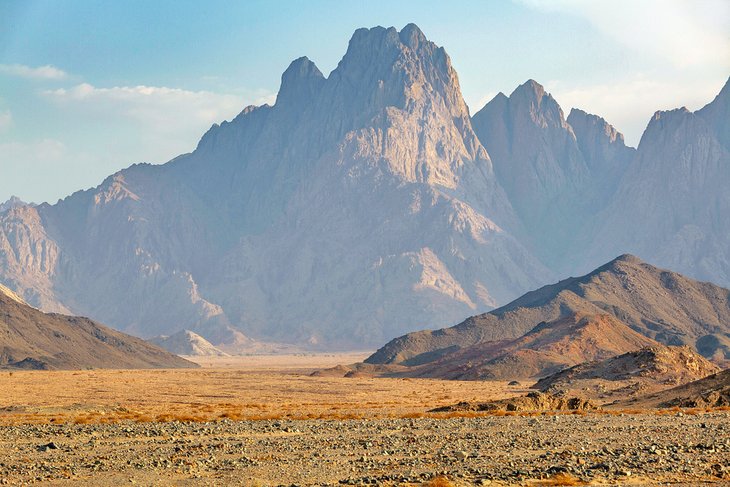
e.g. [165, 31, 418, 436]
[367, 255, 730, 366]
[0, 284, 195, 369]
[0, 25, 550, 349]
[584, 78, 730, 286]
[471, 81, 634, 267]
[411, 312, 658, 380]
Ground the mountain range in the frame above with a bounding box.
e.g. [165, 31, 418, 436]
[0, 24, 728, 350]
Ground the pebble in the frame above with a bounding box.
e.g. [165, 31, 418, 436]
[0, 413, 727, 484]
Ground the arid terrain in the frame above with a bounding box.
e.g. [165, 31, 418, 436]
[1, 355, 729, 486]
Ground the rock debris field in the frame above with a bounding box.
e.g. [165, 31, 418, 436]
[1, 413, 729, 486]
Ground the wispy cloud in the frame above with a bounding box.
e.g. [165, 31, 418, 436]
[0, 139, 67, 166]
[43, 83, 249, 134]
[518, 0, 730, 69]
[0, 63, 68, 80]
[0, 138, 96, 205]
[0, 110, 11, 132]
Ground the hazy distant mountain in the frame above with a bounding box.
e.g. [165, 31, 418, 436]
[0, 283, 195, 370]
[149, 330, 229, 357]
[367, 255, 730, 368]
[0, 23, 727, 351]
[0, 24, 550, 349]
[471, 80, 634, 269]
[584, 78, 730, 286]
[0, 196, 26, 214]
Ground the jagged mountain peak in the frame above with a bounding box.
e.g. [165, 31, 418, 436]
[567, 108, 627, 146]
[637, 107, 697, 150]
[345, 24, 428, 55]
[653, 106, 691, 120]
[275, 56, 325, 107]
[0, 196, 26, 214]
[472, 79, 569, 136]
[332, 24, 463, 111]
[511, 79, 546, 100]
[697, 76, 730, 147]
[398, 22, 427, 48]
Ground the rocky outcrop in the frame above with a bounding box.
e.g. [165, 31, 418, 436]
[534, 345, 720, 399]
[623, 369, 730, 409]
[431, 392, 598, 413]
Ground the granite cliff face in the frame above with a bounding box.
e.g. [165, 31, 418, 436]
[0, 25, 550, 349]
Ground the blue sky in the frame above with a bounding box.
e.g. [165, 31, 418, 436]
[1, 0, 728, 204]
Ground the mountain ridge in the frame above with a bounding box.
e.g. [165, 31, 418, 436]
[0, 24, 727, 352]
[366, 254, 730, 367]
[0, 283, 196, 369]
[0, 24, 551, 349]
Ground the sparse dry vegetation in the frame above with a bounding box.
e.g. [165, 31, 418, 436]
[0, 357, 727, 486]
[0, 355, 526, 425]
[537, 472, 587, 486]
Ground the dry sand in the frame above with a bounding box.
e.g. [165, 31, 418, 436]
[1, 354, 728, 486]
[0, 353, 523, 425]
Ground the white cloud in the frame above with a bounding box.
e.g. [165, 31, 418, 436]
[0, 139, 67, 164]
[0, 138, 101, 204]
[0, 110, 11, 131]
[0, 63, 68, 80]
[43, 83, 252, 136]
[546, 75, 725, 147]
[518, 0, 730, 69]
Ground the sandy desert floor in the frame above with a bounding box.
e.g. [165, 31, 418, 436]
[0, 354, 728, 486]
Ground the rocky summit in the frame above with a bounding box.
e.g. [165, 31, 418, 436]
[0, 24, 728, 351]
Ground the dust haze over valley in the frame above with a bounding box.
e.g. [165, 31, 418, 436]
[2, 11, 730, 487]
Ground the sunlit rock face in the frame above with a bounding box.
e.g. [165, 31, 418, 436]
[0, 25, 551, 349]
[0, 22, 726, 350]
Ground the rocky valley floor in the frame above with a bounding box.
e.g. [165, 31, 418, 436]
[0, 355, 728, 486]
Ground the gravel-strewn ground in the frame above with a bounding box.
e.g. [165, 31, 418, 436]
[0, 413, 728, 486]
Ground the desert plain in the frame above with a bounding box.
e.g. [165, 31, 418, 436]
[0, 354, 728, 486]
